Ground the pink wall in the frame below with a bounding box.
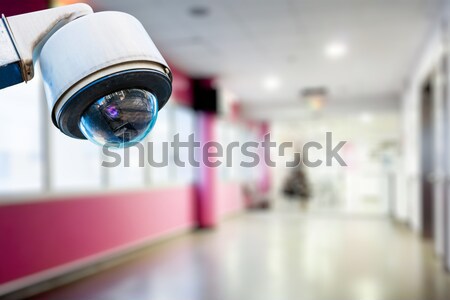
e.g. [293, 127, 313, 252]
[0, 186, 196, 286]
[195, 114, 247, 225]
[2, 0, 48, 16]
[216, 182, 245, 219]
[171, 66, 193, 106]
[196, 113, 218, 227]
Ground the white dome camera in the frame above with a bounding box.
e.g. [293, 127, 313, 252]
[0, 4, 172, 148]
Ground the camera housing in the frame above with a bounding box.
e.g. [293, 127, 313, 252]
[1, 4, 172, 147]
[39, 11, 172, 147]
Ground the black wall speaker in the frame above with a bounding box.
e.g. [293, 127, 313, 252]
[192, 79, 219, 114]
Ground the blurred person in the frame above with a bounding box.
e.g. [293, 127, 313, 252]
[283, 163, 312, 211]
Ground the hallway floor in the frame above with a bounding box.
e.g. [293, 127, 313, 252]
[30, 212, 450, 300]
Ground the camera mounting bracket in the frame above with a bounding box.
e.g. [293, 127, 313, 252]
[0, 3, 93, 88]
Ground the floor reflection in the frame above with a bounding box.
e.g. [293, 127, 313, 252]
[31, 212, 450, 300]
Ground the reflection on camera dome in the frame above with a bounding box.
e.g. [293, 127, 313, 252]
[79, 89, 158, 148]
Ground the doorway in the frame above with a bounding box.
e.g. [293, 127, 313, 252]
[421, 65, 446, 259]
[421, 78, 435, 240]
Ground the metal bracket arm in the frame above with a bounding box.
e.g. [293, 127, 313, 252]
[0, 3, 93, 89]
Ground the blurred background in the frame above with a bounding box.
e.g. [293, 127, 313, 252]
[1, 0, 450, 299]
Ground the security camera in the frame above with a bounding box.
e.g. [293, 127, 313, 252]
[0, 4, 172, 147]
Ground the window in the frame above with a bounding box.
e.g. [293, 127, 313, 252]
[0, 76, 43, 194]
[106, 146, 146, 189]
[216, 119, 229, 181]
[50, 126, 103, 191]
[148, 104, 173, 185]
[0, 72, 200, 198]
[173, 105, 196, 184]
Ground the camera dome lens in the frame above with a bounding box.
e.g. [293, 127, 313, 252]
[79, 89, 158, 148]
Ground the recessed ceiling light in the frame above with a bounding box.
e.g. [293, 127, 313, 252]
[262, 76, 281, 91]
[325, 42, 348, 59]
[359, 112, 373, 124]
[189, 6, 210, 18]
[301, 87, 328, 111]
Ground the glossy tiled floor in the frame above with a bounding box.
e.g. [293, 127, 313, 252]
[30, 212, 450, 300]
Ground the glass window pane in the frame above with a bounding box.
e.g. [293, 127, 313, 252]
[217, 119, 231, 181]
[173, 105, 195, 184]
[148, 105, 172, 185]
[50, 126, 103, 191]
[107, 146, 146, 189]
[0, 76, 43, 194]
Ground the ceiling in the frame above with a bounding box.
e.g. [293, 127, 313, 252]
[88, 0, 443, 118]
